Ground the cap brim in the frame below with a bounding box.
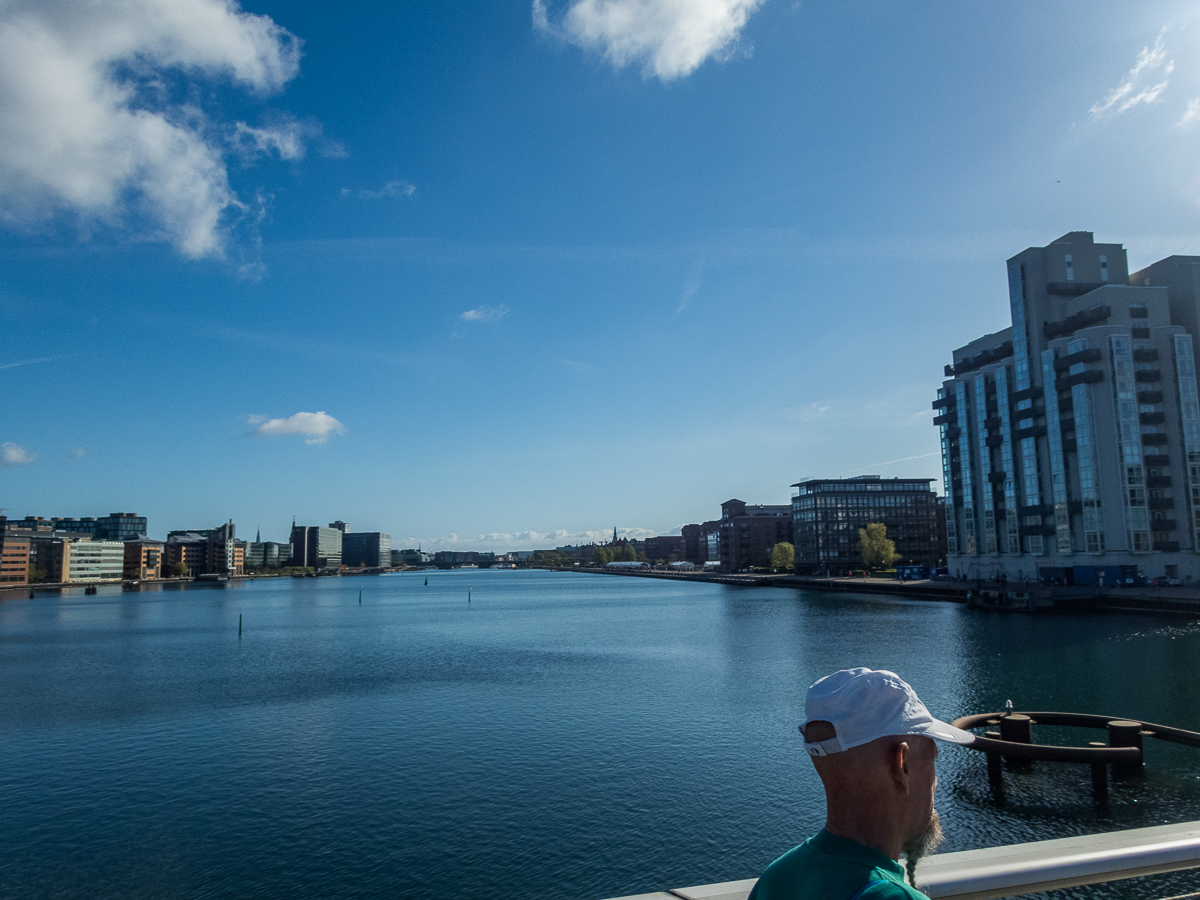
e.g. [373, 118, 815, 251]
[919, 719, 976, 746]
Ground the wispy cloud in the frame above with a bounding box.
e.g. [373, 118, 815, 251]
[460, 304, 510, 323]
[674, 261, 703, 316]
[1, 442, 36, 466]
[0, 0, 307, 259]
[0, 355, 57, 371]
[341, 180, 415, 200]
[1091, 27, 1173, 119]
[534, 0, 764, 81]
[1179, 98, 1200, 127]
[848, 451, 940, 474]
[249, 411, 345, 444]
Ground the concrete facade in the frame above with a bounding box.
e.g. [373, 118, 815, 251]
[938, 231, 1200, 584]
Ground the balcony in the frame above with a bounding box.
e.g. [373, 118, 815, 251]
[1142, 432, 1169, 445]
[1019, 524, 1056, 536]
[985, 434, 1003, 448]
[1147, 475, 1173, 488]
[1014, 424, 1047, 440]
[1052, 347, 1102, 371]
[1144, 453, 1170, 465]
[1012, 385, 1043, 403]
[932, 396, 954, 410]
[1044, 304, 1112, 338]
[933, 413, 953, 426]
[1058, 417, 1076, 433]
[1130, 305, 1150, 318]
[1149, 497, 1175, 510]
[1138, 390, 1164, 403]
[1133, 327, 1151, 339]
[1135, 369, 1162, 382]
[1056, 369, 1103, 390]
[1152, 519, 1178, 531]
[1140, 411, 1166, 425]
[988, 470, 1007, 484]
[1046, 281, 1106, 296]
[1154, 540, 1181, 552]
[1018, 503, 1054, 517]
[984, 415, 1001, 430]
[1133, 348, 1159, 362]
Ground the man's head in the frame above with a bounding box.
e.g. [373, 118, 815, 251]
[799, 668, 972, 868]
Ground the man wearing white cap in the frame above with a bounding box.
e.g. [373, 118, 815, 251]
[747, 668, 974, 900]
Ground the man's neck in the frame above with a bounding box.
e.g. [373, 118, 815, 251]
[823, 817, 902, 862]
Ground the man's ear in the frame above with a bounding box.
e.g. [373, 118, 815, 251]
[891, 740, 912, 793]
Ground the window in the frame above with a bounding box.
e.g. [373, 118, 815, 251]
[1101, 255, 1109, 283]
[1066, 254, 1074, 283]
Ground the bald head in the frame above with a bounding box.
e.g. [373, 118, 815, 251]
[802, 720, 940, 863]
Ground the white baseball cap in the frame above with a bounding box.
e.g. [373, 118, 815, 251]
[802, 667, 975, 757]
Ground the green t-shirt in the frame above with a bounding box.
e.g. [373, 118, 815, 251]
[747, 829, 931, 900]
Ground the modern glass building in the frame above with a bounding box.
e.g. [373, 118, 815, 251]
[66, 540, 125, 582]
[791, 477, 941, 574]
[290, 525, 342, 569]
[341, 532, 391, 568]
[938, 231, 1200, 584]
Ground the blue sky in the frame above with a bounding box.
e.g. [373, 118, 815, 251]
[4, 0, 1200, 550]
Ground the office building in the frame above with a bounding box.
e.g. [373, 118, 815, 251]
[165, 522, 242, 577]
[938, 231, 1200, 584]
[66, 541, 126, 582]
[290, 524, 342, 570]
[12, 513, 148, 541]
[643, 535, 685, 561]
[680, 500, 791, 572]
[123, 537, 163, 579]
[791, 477, 942, 574]
[0, 518, 31, 585]
[394, 548, 432, 566]
[342, 532, 392, 568]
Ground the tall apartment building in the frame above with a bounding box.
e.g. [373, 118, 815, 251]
[341, 532, 392, 568]
[938, 231, 1200, 584]
[791, 477, 943, 574]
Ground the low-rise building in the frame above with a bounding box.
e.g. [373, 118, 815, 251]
[123, 537, 163, 579]
[791, 476, 942, 574]
[165, 523, 241, 577]
[66, 540, 125, 582]
[643, 535, 685, 561]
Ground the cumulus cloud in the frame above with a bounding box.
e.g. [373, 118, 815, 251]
[1, 442, 36, 466]
[341, 180, 415, 200]
[1179, 98, 1200, 127]
[460, 304, 509, 323]
[1091, 27, 1174, 119]
[0, 0, 307, 258]
[249, 410, 345, 444]
[534, 0, 764, 81]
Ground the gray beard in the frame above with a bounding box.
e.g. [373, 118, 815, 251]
[903, 807, 944, 886]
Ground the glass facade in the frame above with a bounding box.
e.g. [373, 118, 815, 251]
[1008, 262, 1043, 555]
[954, 380, 976, 555]
[994, 367, 1021, 554]
[1041, 350, 1072, 554]
[938, 388, 958, 556]
[1069, 339, 1105, 552]
[1110, 335, 1151, 551]
[974, 374, 998, 554]
[1174, 334, 1200, 551]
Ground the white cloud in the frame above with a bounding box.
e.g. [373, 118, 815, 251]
[460, 304, 509, 322]
[1091, 27, 1174, 119]
[250, 410, 344, 444]
[1179, 98, 1200, 127]
[0, 0, 306, 258]
[341, 180, 415, 200]
[1, 442, 36, 466]
[534, 0, 764, 81]
[395, 527, 662, 552]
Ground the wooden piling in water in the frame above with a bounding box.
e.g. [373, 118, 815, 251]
[1108, 720, 1144, 777]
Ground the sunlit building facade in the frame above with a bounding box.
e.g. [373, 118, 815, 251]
[938, 232, 1200, 584]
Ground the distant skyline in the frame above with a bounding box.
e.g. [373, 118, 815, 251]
[5, 2, 1200, 550]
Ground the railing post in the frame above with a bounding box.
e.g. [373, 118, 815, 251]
[1001, 714, 1033, 769]
[1089, 741, 1109, 800]
[985, 730, 1003, 790]
[1108, 720, 1144, 778]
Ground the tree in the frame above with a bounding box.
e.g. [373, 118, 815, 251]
[168, 561, 190, 578]
[858, 523, 900, 569]
[591, 546, 612, 566]
[770, 542, 794, 572]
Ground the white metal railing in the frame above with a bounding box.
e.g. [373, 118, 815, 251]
[600, 821, 1200, 900]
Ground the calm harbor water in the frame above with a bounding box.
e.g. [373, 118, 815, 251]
[2, 569, 1200, 900]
